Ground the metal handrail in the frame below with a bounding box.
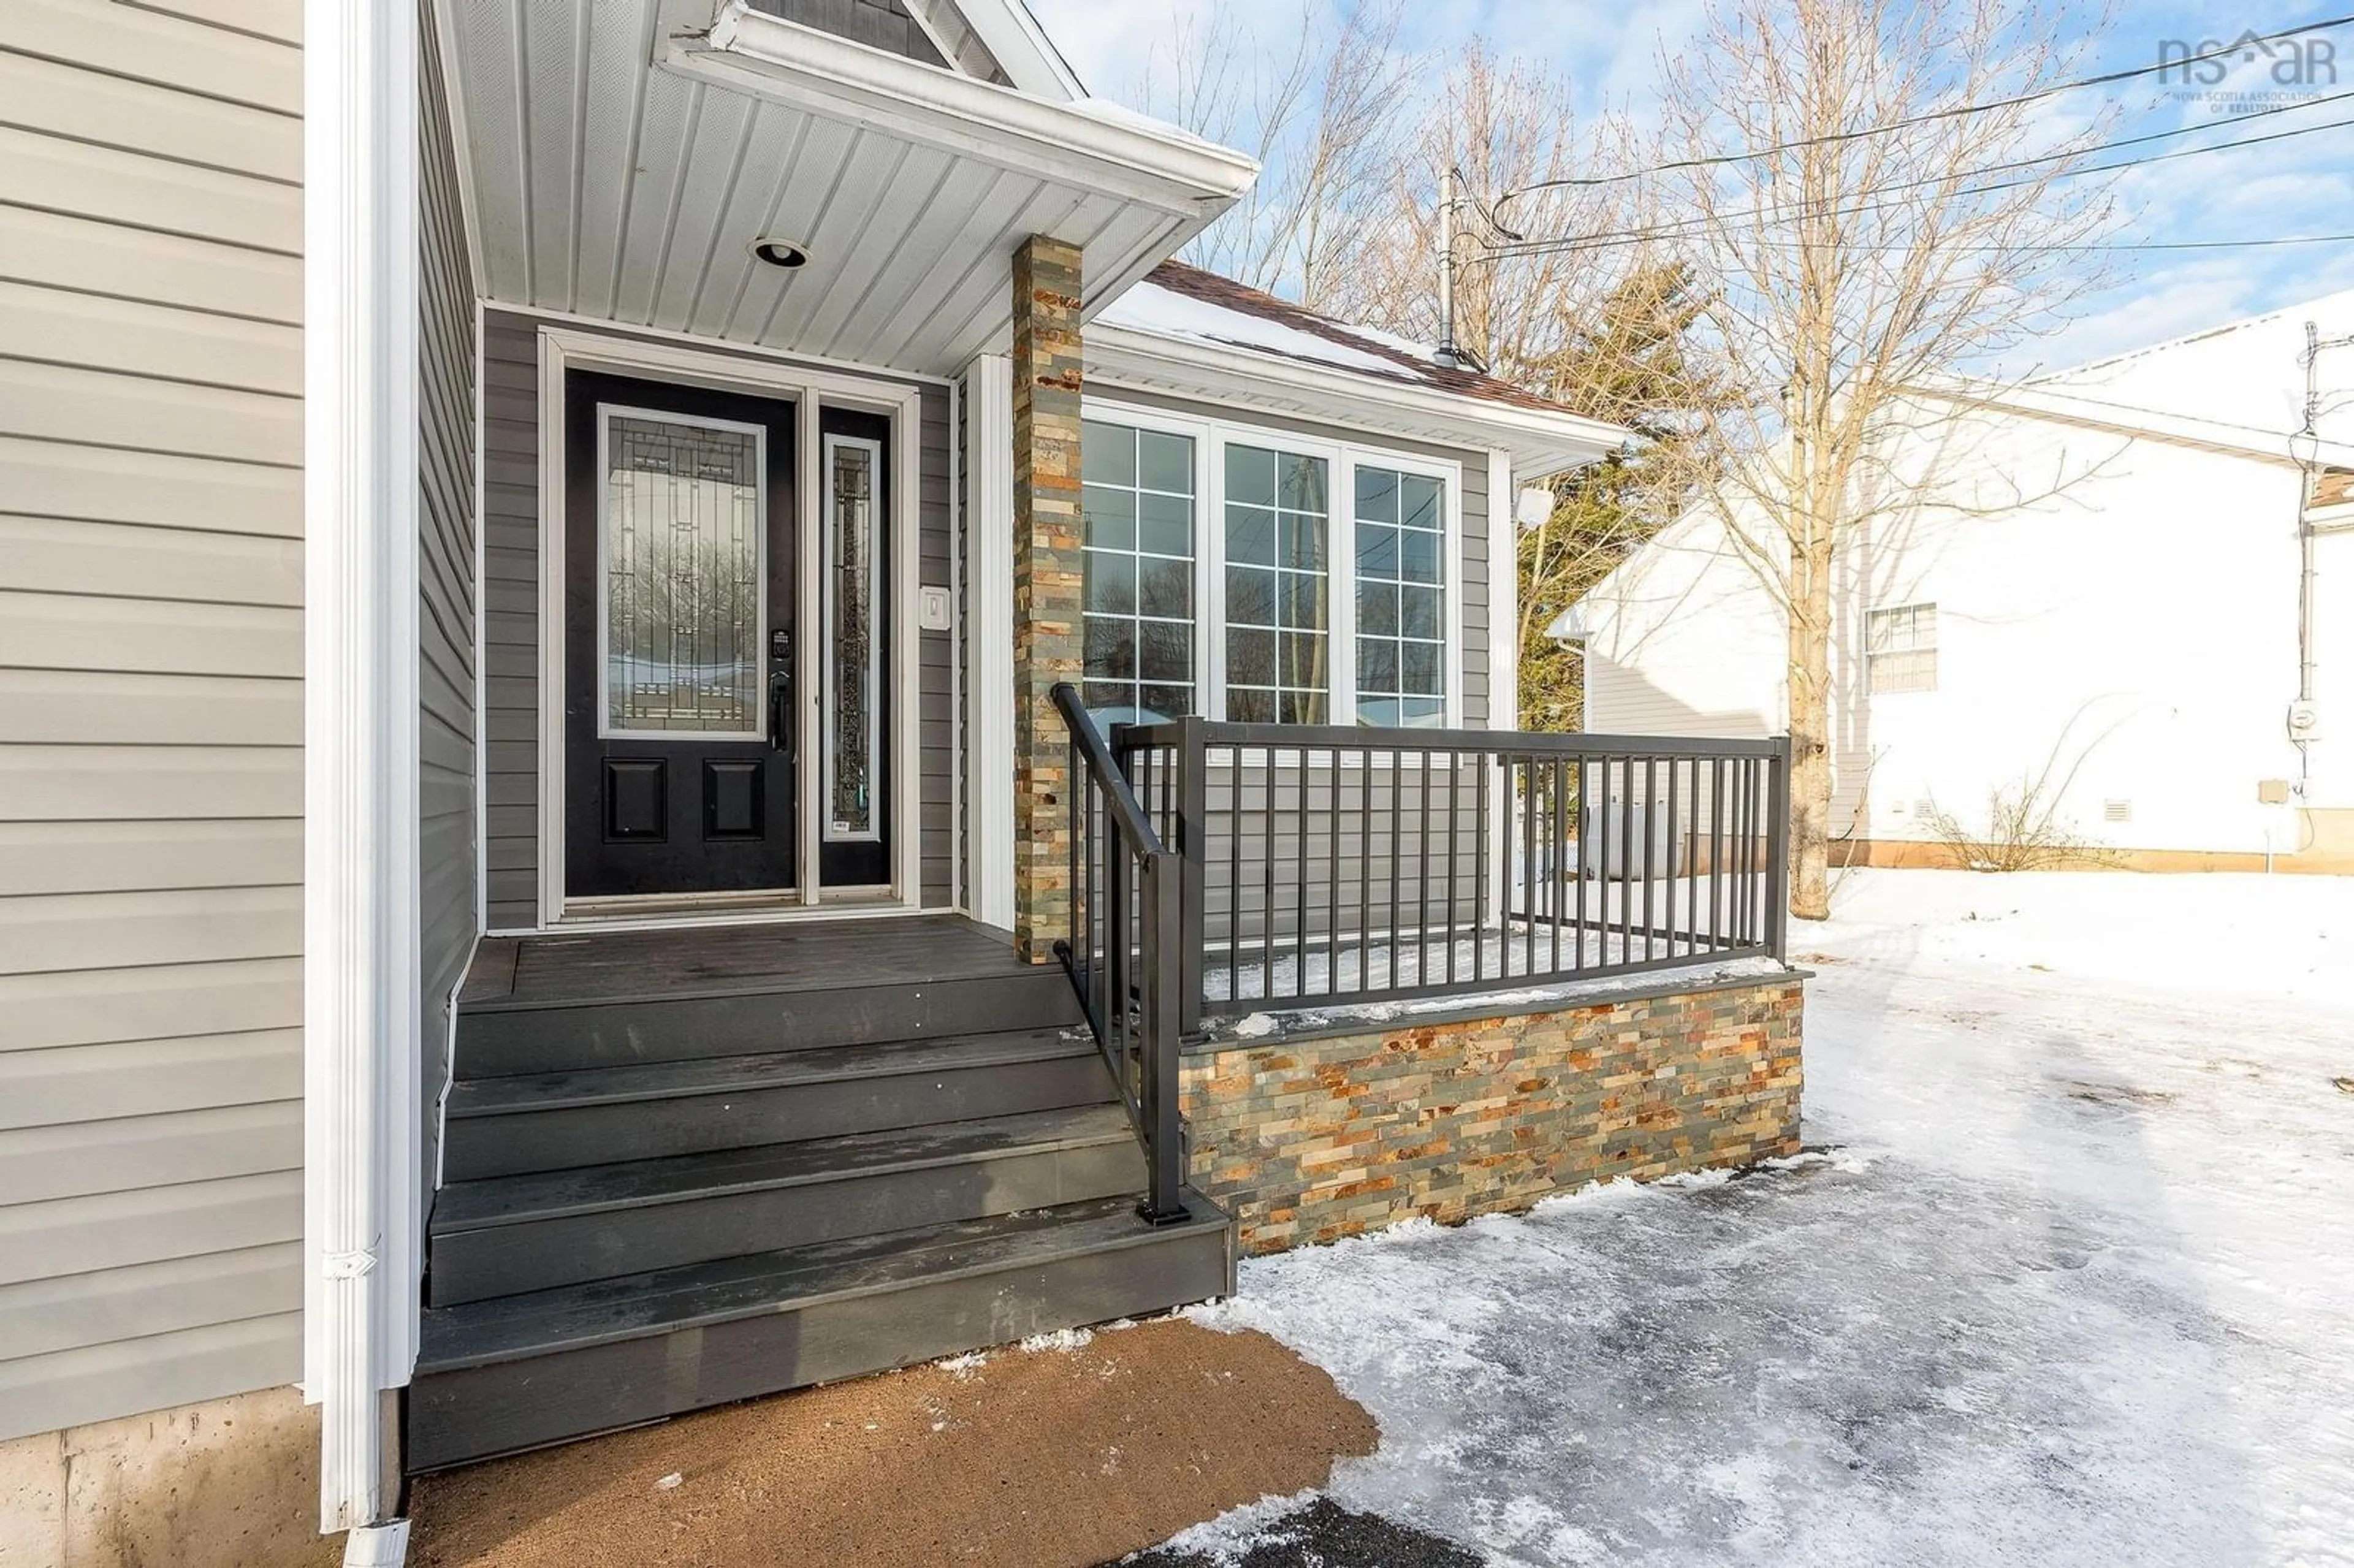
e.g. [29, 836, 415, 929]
[1048, 683, 1187, 1226]
[1112, 717, 1794, 1022]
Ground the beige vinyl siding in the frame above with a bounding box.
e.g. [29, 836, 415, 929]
[479, 311, 959, 929]
[418, 2, 479, 1205]
[0, 0, 303, 1441]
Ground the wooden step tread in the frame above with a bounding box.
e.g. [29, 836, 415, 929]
[416, 1191, 1228, 1376]
[429, 1103, 1136, 1234]
[446, 1027, 1099, 1117]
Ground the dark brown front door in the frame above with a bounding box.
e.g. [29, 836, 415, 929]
[565, 372, 798, 899]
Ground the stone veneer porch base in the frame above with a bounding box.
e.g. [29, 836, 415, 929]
[1181, 965, 1805, 1254]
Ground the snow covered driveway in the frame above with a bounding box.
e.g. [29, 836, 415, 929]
[1176, 871, 2354, 1567]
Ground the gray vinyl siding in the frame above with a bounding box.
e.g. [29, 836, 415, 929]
[419, 5, 479, 1200]
[0, 0, 304, 1441]
[479, 310, 958, 929]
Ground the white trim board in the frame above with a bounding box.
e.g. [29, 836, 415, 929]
[534, 325, 926, 927]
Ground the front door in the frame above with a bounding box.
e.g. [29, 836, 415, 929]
[565, 373, 798, 899]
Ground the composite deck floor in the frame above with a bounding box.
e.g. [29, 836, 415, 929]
[460, 914, 1032, 1010]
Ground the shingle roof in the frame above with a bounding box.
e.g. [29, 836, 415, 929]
[1120, 260, 1583, 418]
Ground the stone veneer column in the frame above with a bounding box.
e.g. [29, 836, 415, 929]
[1011, 235, 1084, 962]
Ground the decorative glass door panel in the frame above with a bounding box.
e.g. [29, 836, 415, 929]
[600, 411, 766, 737]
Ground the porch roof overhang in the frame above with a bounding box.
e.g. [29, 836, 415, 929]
[1086, 322, 1631, 481]
[440, 0, 1257, 378]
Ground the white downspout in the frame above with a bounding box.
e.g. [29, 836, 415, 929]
[305, 0, 421, 1559]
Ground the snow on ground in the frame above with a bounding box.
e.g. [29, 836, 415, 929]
[1176, 870, 2354, 1567]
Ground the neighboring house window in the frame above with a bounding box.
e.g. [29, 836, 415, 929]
[1081, 417, 1197, 723]
[1079, 406, 1455, 727]
[1352, 463, 1447, 727]
[1866, 603, 1937, 693]
[1224, 443, 1331, 724]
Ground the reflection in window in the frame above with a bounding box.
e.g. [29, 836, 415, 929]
[825, 435, 880, 839]
[601, 409, 763, 735]
[1866, 603, 1938, 694]
[1080, 418, 1197, 723]
[1353, 465, 1446, 726]
[1224, 443, 1329, 723]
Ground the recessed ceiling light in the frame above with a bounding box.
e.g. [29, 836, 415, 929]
[751, 237, 812, 269]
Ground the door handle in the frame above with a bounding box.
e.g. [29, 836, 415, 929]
[771, 671, 793, 757]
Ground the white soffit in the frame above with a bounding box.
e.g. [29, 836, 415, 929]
[441, 0, 1253, 378]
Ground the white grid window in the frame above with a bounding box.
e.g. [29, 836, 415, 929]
[1866, 603, 1938, 694]
[1080, 418, 1197, 723]
[1078, 405, 1459, 729]
[1352, 464, 1446, 728]
[1222, 443, 1331, 724]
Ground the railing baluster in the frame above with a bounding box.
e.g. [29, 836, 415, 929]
[1574, 756, 1589, 973]
[1358, 747, 1373, 997]
[1261, 744, 1276, 1003]
[1665, 756, 1681, 959]
[1710, 756, 1726, 953]
[1299, 744, 1318, 989]
[1648, 753, 1666, 961]
[1525, 748, 1544, 970]
[1327, 742, 1341, 998]
[1550, 753, 1566, 977]
[1416, 750, 1432, 989]
[1431, 753, 1450, 984]
[1473, 748, 1489, 984]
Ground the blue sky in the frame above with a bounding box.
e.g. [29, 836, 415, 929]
[1027, 0, 2354, 371]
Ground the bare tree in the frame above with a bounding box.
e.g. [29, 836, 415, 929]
[1640, 0, 2121, 918]
[1137, 0, 1417, 308]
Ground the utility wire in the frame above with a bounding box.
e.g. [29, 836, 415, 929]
[1501, 231, 2354, 259]
[1478, 108, 2354, 262]
[1495, 13, 2354, 203]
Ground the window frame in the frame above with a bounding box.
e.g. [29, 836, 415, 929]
[1076, 407, 1206, 725]
[1080, 397, 1466, 730]
[1864, 601, 1939, 695]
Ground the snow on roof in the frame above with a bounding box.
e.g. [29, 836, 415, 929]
[1096, 261, 1587, 418]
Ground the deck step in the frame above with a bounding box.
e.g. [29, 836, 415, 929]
[407, 1190, 1233, 1472]
[441, 1028, 1113, 1180]
[456, 967, 1084, 1078]
[424, 1104, 1144, 1306]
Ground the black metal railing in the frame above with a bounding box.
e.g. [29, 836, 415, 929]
[1049, 683, 1188, 1225]
[1111, 719, 1792, 1027]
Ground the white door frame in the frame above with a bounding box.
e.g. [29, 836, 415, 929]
[535, 325, 923, 926]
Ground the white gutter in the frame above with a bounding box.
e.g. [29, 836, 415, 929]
[1088, 323, 1629, 479]
[685, 5, 1257, 218]
[305, 0, 420, 1559]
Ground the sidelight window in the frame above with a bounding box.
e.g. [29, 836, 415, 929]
[824, 433, 883, 840]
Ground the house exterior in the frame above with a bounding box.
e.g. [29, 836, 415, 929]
[0, 2, 1804, 1562]
[1558, 292, 2354, 873]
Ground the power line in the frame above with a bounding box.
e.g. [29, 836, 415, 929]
[1512, 231, 2354, 260]
[1495, 13, 2354, 204]
[1479, 108, 2354, 262]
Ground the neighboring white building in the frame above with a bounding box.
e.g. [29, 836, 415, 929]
[1555, 291, 2354, 872]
